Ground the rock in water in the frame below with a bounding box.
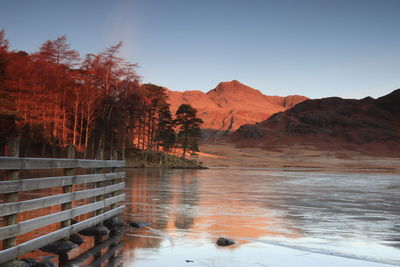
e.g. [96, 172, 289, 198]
[104, 217, 128, 233]
[78, 225, 110, 236]
[69, 233, 85, 245]
[129, 222, 151, 229]
[39, 240, 78, 254]
[216, 237, 236, 247]
[104, 216, 127, 228]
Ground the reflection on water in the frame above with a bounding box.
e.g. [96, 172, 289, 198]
[122, 168, 400, 266]
[4, 168, 399, 266]
[64, 231, 124, 267]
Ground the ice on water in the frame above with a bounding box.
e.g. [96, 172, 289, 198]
[122, 168, 400, 266]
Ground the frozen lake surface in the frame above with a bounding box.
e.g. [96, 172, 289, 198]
[121, 168, 400, 266]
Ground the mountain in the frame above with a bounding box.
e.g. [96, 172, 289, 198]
[167, 80, 308, 138]
[228, 89, 400, 156]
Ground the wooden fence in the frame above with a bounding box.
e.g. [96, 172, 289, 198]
[0, 141, 126, 265]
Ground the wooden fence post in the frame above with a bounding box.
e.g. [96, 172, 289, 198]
[61, 145, 76, 229]
[94, 148, 105, 262]
[109, 149, 120, 264]
[111, 150, 118, 161]
[111, 149, 119, 210]
[4, 139, 19, 249]
[60, 145, 76, 264]
[95, 148, 105, 216]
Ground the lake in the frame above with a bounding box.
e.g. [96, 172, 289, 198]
[121, 168, 400, 266]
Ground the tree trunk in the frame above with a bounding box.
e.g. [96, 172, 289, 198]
[110, 131, 114, 160]
[122, 134, 125, 160]
[182, 131, 188, 158]
[62, 104, 66, 146]
[72, 89, 79, 146]
[78, 103, 84, 149]
[84, 110, 91, 159]
[41, 111, 46, 156]
[52, 96, 58, 157]
[147, 109, 152, 150]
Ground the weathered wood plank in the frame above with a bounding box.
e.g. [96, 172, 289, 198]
[0, 157, 125, 170]
[0, 205, 125, 264]
[0, 172, 125, 194]
[0, 182, 125, 216]
[61, 146, 76, 229]
[4, 139, 19, 248]
[0, 194, 125, 240]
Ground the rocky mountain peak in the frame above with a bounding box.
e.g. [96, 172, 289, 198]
[207, 80, 264, 97]
[166, 81, 308, 138]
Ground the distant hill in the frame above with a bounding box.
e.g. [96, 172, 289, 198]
[228, 89, 400, 156]
[167, 80, 307, 138]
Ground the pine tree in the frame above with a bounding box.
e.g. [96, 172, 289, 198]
[156, 103, 176, 151]
[175, 104, 203, 158]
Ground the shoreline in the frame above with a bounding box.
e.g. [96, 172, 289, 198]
[125, 150, 206, 169]
[195, 141, 400, 173]
[125, 165, 208, 169]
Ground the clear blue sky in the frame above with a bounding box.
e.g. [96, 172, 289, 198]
[1, 0, 400, 99]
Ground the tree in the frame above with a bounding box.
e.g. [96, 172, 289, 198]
[1, 51, 31, 143]
[0, 31, 191, 159]
[175, 104, 203, 158]
[0, 29, 9, 51]
[87, 42, 138, 157]
[0, 30, 17, 146]
[0, 29, 9, 88]
[0, 29, 8, 87]
[37, 35, 79, 66]
[156, 103, 176, 151]
[29, 36, 80, 153]
[141, 83, 168, 151]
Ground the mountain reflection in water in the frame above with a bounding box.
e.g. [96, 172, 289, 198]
[121, 168, 400, 266]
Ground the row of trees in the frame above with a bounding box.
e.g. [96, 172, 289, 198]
[0, 30, 203, 158]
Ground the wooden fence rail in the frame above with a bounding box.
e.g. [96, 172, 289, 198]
[0, 148, 126, 265]
[0, 157, 125, 169]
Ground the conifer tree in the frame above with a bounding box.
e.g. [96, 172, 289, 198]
[175, 104, 203, 158]
[156, 103, 175, 151]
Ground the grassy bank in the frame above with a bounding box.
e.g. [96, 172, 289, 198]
[125, 149, 206, 169]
